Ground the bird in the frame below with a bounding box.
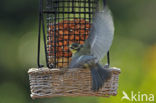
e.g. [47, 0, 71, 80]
[68, 5, 114, 91]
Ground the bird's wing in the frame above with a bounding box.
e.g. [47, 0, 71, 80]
[84, 7, 114, 61]
[69, 55, 96, 68]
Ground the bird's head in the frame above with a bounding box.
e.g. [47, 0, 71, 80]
[69, 43, 82, 54]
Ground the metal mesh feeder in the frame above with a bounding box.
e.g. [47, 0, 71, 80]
[46, 0, 97, 68]
[28, 0, 121, 99]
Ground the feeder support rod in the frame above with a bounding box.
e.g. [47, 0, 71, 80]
[37, 0, 49, 68]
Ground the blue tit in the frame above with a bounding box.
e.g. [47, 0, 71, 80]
[69, 5, 114, 91]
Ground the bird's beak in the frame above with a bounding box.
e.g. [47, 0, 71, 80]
[68, 44, 71, 48]
[68, 44, 72, 49]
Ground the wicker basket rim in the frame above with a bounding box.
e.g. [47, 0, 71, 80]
[28, 67, 121, 74]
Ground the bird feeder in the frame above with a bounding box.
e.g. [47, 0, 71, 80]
[28, 0, 121, 99]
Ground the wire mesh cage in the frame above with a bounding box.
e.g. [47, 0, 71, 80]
[46, 0, 98, 68]
[28, 0, 121, 99]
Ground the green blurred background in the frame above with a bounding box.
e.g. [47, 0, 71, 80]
[0, 0, 156, 103]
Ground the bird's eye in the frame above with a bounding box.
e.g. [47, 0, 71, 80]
[70, 47, 74, 49]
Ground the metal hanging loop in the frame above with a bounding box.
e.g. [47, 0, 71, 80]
[37, 0, 49, 68]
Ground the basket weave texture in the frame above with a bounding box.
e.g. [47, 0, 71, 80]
[28, 67, 120, 99]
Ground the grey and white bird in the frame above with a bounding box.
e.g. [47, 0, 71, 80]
[69, 4, 114, 91]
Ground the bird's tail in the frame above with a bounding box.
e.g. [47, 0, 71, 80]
[90, 63, 112, 91]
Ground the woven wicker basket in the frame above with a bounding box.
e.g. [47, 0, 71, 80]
[28, 67, 120, 99]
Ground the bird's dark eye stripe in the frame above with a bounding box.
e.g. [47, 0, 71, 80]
[70, 47, 74, 49]
[70, 46, 79, 50]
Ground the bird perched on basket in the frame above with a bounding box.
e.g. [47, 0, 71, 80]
[69, 5, 114, 91]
